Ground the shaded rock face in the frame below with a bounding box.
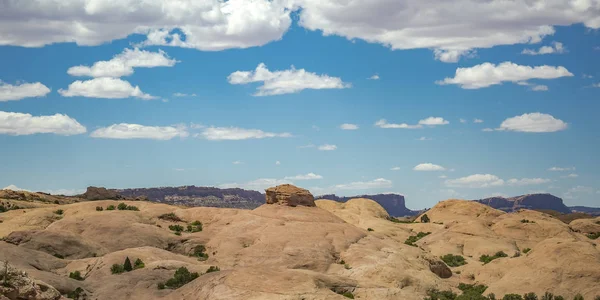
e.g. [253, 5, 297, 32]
[318, 193, 418, 217]
[81, 186, 122, 201]
[0, 262, 62, 300]
[426, 258, 452, 279]
[265, 184, 315, 207]
[475, 194, 571, 214]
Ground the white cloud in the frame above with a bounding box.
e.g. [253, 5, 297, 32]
[340, 123, 359, 130]
[318, 144, 337, 151]
[413, 163, 446, 171]
[561, 173, 579, 178]
[418, 117, 449, 126]
[59, 78, 155, 99]
[482, 128, 494, 132]
[591, 83, 600, 88]
[298, 144, 316, 149]
[0, 0, 293, 51]
[564, 185, 595, 200]
[0, 81, 51, 102]
[332, 178, 392, 191]
[284, 173, 323, 180]
[439, 175, 448, 179]
[473, 119, 484, 123]
[90, 123, 188, 140]
[67, 48, 177, 78]
[275, 161, 281, 165]
[548, 167, 575, 172]
[232, 161, 243, 165]
[434, 49, 475, 63]
[436, 62, 573, 89]
[582, 74, 593, 79]
[174, 168, 185, 172]
[530, 85, 549, 91]
[460, 119, 467, 124]
[173, 93, 197, 97]
[375, 117, 448, 129]
[199, 126, 292, 141]
[219, 178, 293, 191]
[445, 174, 505, 188]
[0, 111, 86, 136]
[2, 184, 30, 192]
[228, 63, 350, 96]
[506, 178, 551, 186]
[496, 113, 568, 133]
[295, 1, 599, 62]
[368, 74, 380, 80]
[418, 137, 432, 141]
[522, 42, 566, 55]
[390, 167, 401, 171]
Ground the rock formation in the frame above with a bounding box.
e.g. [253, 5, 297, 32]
[475, 193, 571, 214]
[80, 187, 123, 201]
[265, 184, 316, 207]
[318, 193, 418, 216]
[0, 262, 63, 300]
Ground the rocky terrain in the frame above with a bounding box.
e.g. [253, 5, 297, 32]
[1, 184, 599, 300]
[318, 193, 419, 217]
[474, 194, 572, 214]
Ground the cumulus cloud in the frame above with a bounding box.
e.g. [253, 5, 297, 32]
[561, 173, 579, 178]
[173, 93, 197, 97]
[0, 0, 293, 51]
[275, 161, 281, 165]
[199, 126, 292, 141]
[413, 163, 446, 171]
[219, 178, 293, 191]
[228, 63, 350, 96]
[0, 111, 86, 136]
[522, 42, 566, 55]
[548, 167, 575, 172]
[368, 74, 380, 80]
[59, 78, 155, 99]
[460, 119, 467, 124]
[67, 48, 177, 78]
[284, 173, 323, 180]
[296, 0, 599, 62]
[340, 123, 359, 130]
[375, 117, 448, 129]
[445, 174, 505, 188]
[318, 144, 337, 151]
[232, 161, 243, 165]
[506, 178, 551, 186]
[437, 62, 573, 89]
[418, 137, 432, 141]
[390, 167, 401, 171]
[496, 113, 568, 133]
[0, 81, 51, 102]
[473, 119, 484, 123]
[90, 123, 188, 140]
[332, 178, 392, 191]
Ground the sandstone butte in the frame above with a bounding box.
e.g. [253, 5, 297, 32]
[0, 184, 599, 300]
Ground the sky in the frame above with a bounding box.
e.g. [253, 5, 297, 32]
[0, 0, 599, 209]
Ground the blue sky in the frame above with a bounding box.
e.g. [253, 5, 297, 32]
[0, 1, 599, 209]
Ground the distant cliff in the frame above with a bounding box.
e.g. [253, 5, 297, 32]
[317, 193, 419, 217]
[115, 186, 264, 209]
[569, 206, 600, 216]
[474, 193, 572, 214]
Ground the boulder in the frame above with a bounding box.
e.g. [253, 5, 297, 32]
[0, 262, 62, 300]
[265, 184, 315, 207]
[81, 186, 122, 201]
[426, 258, 452, 279]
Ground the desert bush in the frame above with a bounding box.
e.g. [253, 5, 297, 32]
[368, 228, 374, 232]
[523, 248, 531, 254]
[541, 292, 554, 300]
[126, 205, 139, 211]
[488, 294, 497, 300]
[186, 221, 202, 232]
[54, 209, 64, 215]
[573, 294, 584, 300]
[110, 264, 125, 274]
[594, 296, 600, 300]
[554, 296, 564, 300]
[424, 289, 457, 300]
[66, 287, 85, 299]
[421, 214, 431, 223]
[524, 293, 538, 300]
[441, 254, 467, 267]
[95, 206, 103, 211]
[337, 291, 354, 299]
[157, 283, 165, 290]
[206, 266, 220, 273]
[69, 271, 84, 281]
[480, 251, 508, 264]
[161, 267, 199, 289]
[106, 205, 115, 211]
[174, 231, 181, 236]
[344, 264, 352, 270]
[123, 257, 132, 272]
[169, 224, 184, 232]
[586, 232, 600, 240]
[503, 294, 524, 300]
[117, 203, 128, 210]
[387, 216, 414, 223]
[159, 213, 183, 222]
[134, 258, 145, 269]
[0, 205, 7, 213]
[521, 219, 535, 224]
[405, 232, 431, 247]
[53, 200, 60, 205]
[191, 245, 208, 260]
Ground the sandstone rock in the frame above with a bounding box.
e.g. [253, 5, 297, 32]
[81, 186, 122, 201]
[0, 262, 62, 300]
[265, 184, 315, 207]
[426, 258, 452, 279]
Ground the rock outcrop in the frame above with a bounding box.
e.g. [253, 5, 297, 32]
[475, 193, 571, 214]
[0, 262, 63, 300]
[80, 187, 122, 201]
[318, 193, 419, 216]
[265, 184, 315, 207]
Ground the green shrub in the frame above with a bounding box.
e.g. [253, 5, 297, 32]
[368, 228, 374, 232]
[503, 294, 524, 300]
[441, 254, 467, 267]
[161, 267, 199, 289]
[344, 264, 352, 270]
[158, 213, 183, 222]
[405, 232, 431, 247]
[488, 294, 497, 300]
[387, 216, 414, 223]
[69, 271, 84, 281]
[457, 283, 487, 295]
[524, 293, 538, 300]
[480, 251, 508, 264]
[174, 231, 181, 236]
[117, 203, 128, 210]
[338, 291, 355, 299]
[206, 266, 220, 273]
[54, 209, 64, 215]
[523, 248, 531, 254]
[594, 296, 600, 300]
[53, 200, 60, 205]
[106, 205, 115, 211]
[110, 264, 125, 274]
[123, 257, 132, 272]
[169, 224, 184, 232]
[157, 283, 165, 290]
[339, 259, 346, 265]
[191, 245, 208, 260]
[554, 296, 564, 300]
[573, 294, 584, 300]
[586, 232, 600, 240]
[95, 206, 103, 211]
[521, 219, 535, 224]
[424, 289, 457, 300]
[134, 258, 145, 269]
[0, 205, 6, 213]
[126, 205, 139, 211]
[186, 221, 202, 232]
[421, 214, 431, 223]
[66, 287, 85, 299]
[541, 292, 554, 300]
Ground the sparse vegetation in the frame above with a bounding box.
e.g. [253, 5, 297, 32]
[586, 232, 600, 240]
[95, 206, 103, 211]
[159, 212, 183, 222]
[111, 264, 125, 274]
[191, 245, 209, 261]
[338, 291, 355, 299]
[405, 232, 431, 247]
[106, 205, 115, 211]
[186, 221, 203, 232]
[159, 267, 199, 289]
[206, 266, 220, 273]
[66, 287, 86, 299]
[69, 271, 84, 281]
[441, 254, 467, 267]
[123, 257, 133, 272]
[480, 251, 508, 264]
[573, 295, 583, 300]
[368, 228, 374, 231]
[134, 258, 145, 269]
[111, 256, 144, 274]
[344, 264, 352, 270]
[421, 214, 431, 223]
[503, 294, 524, 300]
[521, 219, 535, 224]
[116, 202, 139, 211]
[387, 216, 414, 224]
[53, 254, 64, 259]
[169, 224, 184, 232]
[523, 248, 531, 254]
[54, 209, 64, 215]
[0, 205, 7, 213]
[524, 292, 538, 300]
